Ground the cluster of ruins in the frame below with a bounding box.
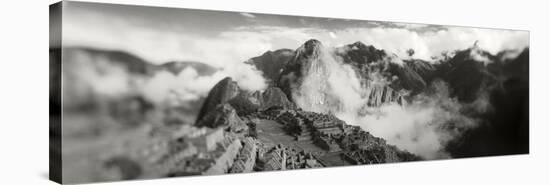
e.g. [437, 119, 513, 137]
[255, 144, 323, 171]
[109, 124, 248, 178]
[283, 147, 324, 169]
[256, 108, 346, 152]
[249, 107, 419, 166]
[103, 99, 419, 180]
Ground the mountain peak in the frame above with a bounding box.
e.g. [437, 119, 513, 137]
[305, 38, 321, 44]
[350, 41, 368, 49]
[195, 77, 240, 123]
[296, 39, 324, 59]
[218, 77, 235, 85]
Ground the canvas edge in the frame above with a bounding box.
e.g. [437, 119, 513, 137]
[49, 1, 63, 184]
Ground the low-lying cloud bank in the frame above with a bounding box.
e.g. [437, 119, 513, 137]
[141, 63, 267, 104]
[62, 49, 267, 108]
[354, 81, 482, 159]
[64, 10, 273, 104]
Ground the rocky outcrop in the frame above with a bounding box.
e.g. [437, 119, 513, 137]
[365, 84, 407, 107]
[228, 91, 262, 116]
[196, 104, 248, 133]
[387, 62, 427, 93]
[197, 77, 295, 127]
[403, 59, 436, 83]
[336, 41, 387, 66]
[196, 77, 240, 123]
[259, 87, 296, 110]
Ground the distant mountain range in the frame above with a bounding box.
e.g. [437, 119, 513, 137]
[63, 47, 219, 77]
[245, 39, 529, 157]
[250, 39, 528, 105]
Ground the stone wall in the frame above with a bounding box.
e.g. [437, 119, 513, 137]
[229, 137, 258, 173]
[203, 138, 242, 175]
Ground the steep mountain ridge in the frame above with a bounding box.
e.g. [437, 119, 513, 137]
[64, 47, 218, 77]
[251, 40, 429, 110]
[438, 46, 500, 102]
[403, 59, 436, 83]
[246, 49, 295, 84]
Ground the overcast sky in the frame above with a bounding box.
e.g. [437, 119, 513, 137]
[63, 1, 529, 66]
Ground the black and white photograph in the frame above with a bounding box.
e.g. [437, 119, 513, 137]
[48, 1, 531, 184]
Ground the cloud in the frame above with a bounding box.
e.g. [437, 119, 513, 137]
[140, 68, 227, 104]
[351, 81, 480, 159]
[225, 26, 528, 62]
[291, 45, 365, 114]
[64, 10, 269, 96]
[63, 49, 266, 107]
[139, 63, 268, 105]
[239, 12, 256, 18]
[324, 27, 529, 61]
[389, 22, 433, 30]
[287, 42, 482, 159]
[329, 31, 337, 39]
